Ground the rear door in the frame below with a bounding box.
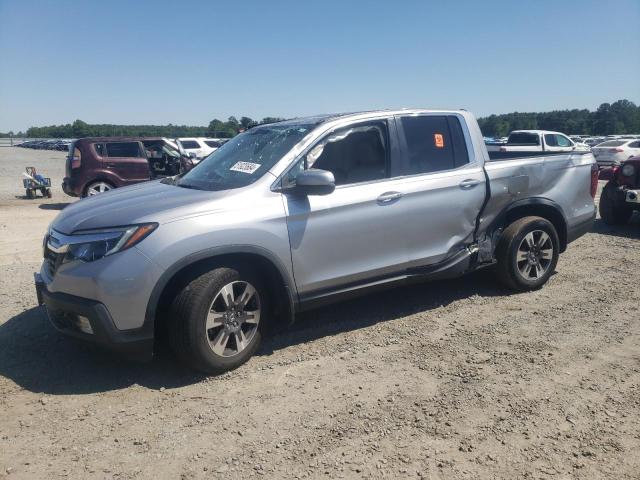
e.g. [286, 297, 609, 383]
[393, 113, 486, 268]
[104, 141, 150, 184]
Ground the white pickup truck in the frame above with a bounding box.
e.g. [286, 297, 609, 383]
[487, 130, 590, 153]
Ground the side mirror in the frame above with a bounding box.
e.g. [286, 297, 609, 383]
[188, 152, 197, 159]
[291, 169, 335, 196]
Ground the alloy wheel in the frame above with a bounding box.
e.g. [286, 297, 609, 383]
[205, 281, 261, 357]
[87, 182, 112, 196]
[516, 230, 554, 280]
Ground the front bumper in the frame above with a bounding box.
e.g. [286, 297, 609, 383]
[35, 273, 154, 361]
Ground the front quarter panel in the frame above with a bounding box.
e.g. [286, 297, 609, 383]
[136, 183, 294, 291]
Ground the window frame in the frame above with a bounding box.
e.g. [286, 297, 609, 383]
[104, 141, 143, 158]
[394, 113, 476, 178]
[278, 118, 396, 191]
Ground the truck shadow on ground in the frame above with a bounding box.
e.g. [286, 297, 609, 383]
[591, 216, 640, 240]
[0, 269, 514, 396]
[38, 202, 72, 210]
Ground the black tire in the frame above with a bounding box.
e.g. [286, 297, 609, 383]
[599, 181, 632, 226]
[26, 189, 34, 199]
[494, 216, 559, 291]
[45, 188, 52, 198]
[168, 266, 268, 374]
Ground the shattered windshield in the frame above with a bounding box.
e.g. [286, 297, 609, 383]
[175, 124, 312, 191]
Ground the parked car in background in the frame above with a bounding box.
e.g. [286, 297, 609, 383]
[492, 130, 589, 153]
[176, 137, 222, 159]
[37, 109, 596, 373]
[62, 137, 195, 197]
[598, 155, 640, 224]
[592, 139, 640, 167]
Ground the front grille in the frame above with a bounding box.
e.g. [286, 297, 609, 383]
[44, 245, 63, 276]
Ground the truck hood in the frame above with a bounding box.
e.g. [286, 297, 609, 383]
[51, 180, 236, 234]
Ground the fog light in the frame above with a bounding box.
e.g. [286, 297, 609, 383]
[76, 315, 93, 334]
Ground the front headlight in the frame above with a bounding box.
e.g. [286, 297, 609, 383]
[64, 223, 158, 263]
[621, 164, 635, 177]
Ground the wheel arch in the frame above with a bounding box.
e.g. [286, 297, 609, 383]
[496, 198, 568, 253]
[146, 246, 297, 341]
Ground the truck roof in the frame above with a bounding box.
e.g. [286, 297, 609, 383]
[265, 109, 469, 127]
[510, 130, 566, 136]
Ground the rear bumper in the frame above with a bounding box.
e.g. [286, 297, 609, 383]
[35, 274, 153, 361]
[62, 177, 80, 197]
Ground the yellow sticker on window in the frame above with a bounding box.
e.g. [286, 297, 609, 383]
[434, 133, 444, 148]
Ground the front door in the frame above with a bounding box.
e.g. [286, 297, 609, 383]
[283, 119, 408, 297]
[104, 141, 151, 185]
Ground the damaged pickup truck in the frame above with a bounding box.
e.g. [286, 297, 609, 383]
[36, 110, 597, 373]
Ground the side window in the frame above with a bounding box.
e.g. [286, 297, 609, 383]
[93, 143, 105, 156]
[179, 140, 200, 149]
[105, 142, 142, 157]
[628, 141, 640, 148]
[399, 115, 469, 175]
[556, 135, 572, 147]
[304, 121, 389, 186]
[544, 134, 558, 147]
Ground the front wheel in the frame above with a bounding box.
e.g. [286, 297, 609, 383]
[168, 266, 267, 374]
[494, 216, 559, 291]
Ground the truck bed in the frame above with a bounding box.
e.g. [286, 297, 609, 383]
[487, 150, 592, 161]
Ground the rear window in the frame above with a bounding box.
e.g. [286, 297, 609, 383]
[105, 142, 142, 157]
[597, 140, 625, 147]
[205, 141, 221, 148]
[94, 143, 105, 156]
[507, 133, 540, 145]
[179, 140, 200, 149]
[399, 115, 469, 175]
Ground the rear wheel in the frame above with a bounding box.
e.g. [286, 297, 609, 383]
[26, 188, 34, 199]
[599, 181, 632, 225]
[495, 216, 559, 291]
[168, 266, 267, 374]
[84, 181, 114, 197]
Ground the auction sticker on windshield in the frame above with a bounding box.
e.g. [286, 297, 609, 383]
[230, 161, 261, 174]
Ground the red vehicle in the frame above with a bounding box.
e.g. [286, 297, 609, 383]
[62, 137, 196, 197]
[599, 156, 640, 225]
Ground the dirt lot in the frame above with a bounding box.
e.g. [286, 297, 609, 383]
[0, 146, 639, 479]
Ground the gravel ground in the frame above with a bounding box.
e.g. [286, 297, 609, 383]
[0, 146, 639, 479]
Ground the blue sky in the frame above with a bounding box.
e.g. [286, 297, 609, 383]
[0, 0, 638, 132]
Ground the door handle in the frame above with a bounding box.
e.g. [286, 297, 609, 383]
[377, 191, 403, 204]
[105, 163, 117, 169]
[459, 179, 482, 189]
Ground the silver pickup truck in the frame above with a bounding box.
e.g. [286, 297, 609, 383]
[35, 109, 598, 373]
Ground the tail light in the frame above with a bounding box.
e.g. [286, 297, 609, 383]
[590, 164, 599, 198]
[609, 148, 624, 153]
[71, 147, 81, 169]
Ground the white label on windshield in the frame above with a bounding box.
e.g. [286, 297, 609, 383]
[230, 161, 261, 174]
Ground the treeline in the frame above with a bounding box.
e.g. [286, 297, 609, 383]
[478, 99, 640, 137]
[21, 99, 640, 139]
[25, 116, 286, 139]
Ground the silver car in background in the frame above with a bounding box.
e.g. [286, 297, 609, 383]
[35, 109, 597, 373]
